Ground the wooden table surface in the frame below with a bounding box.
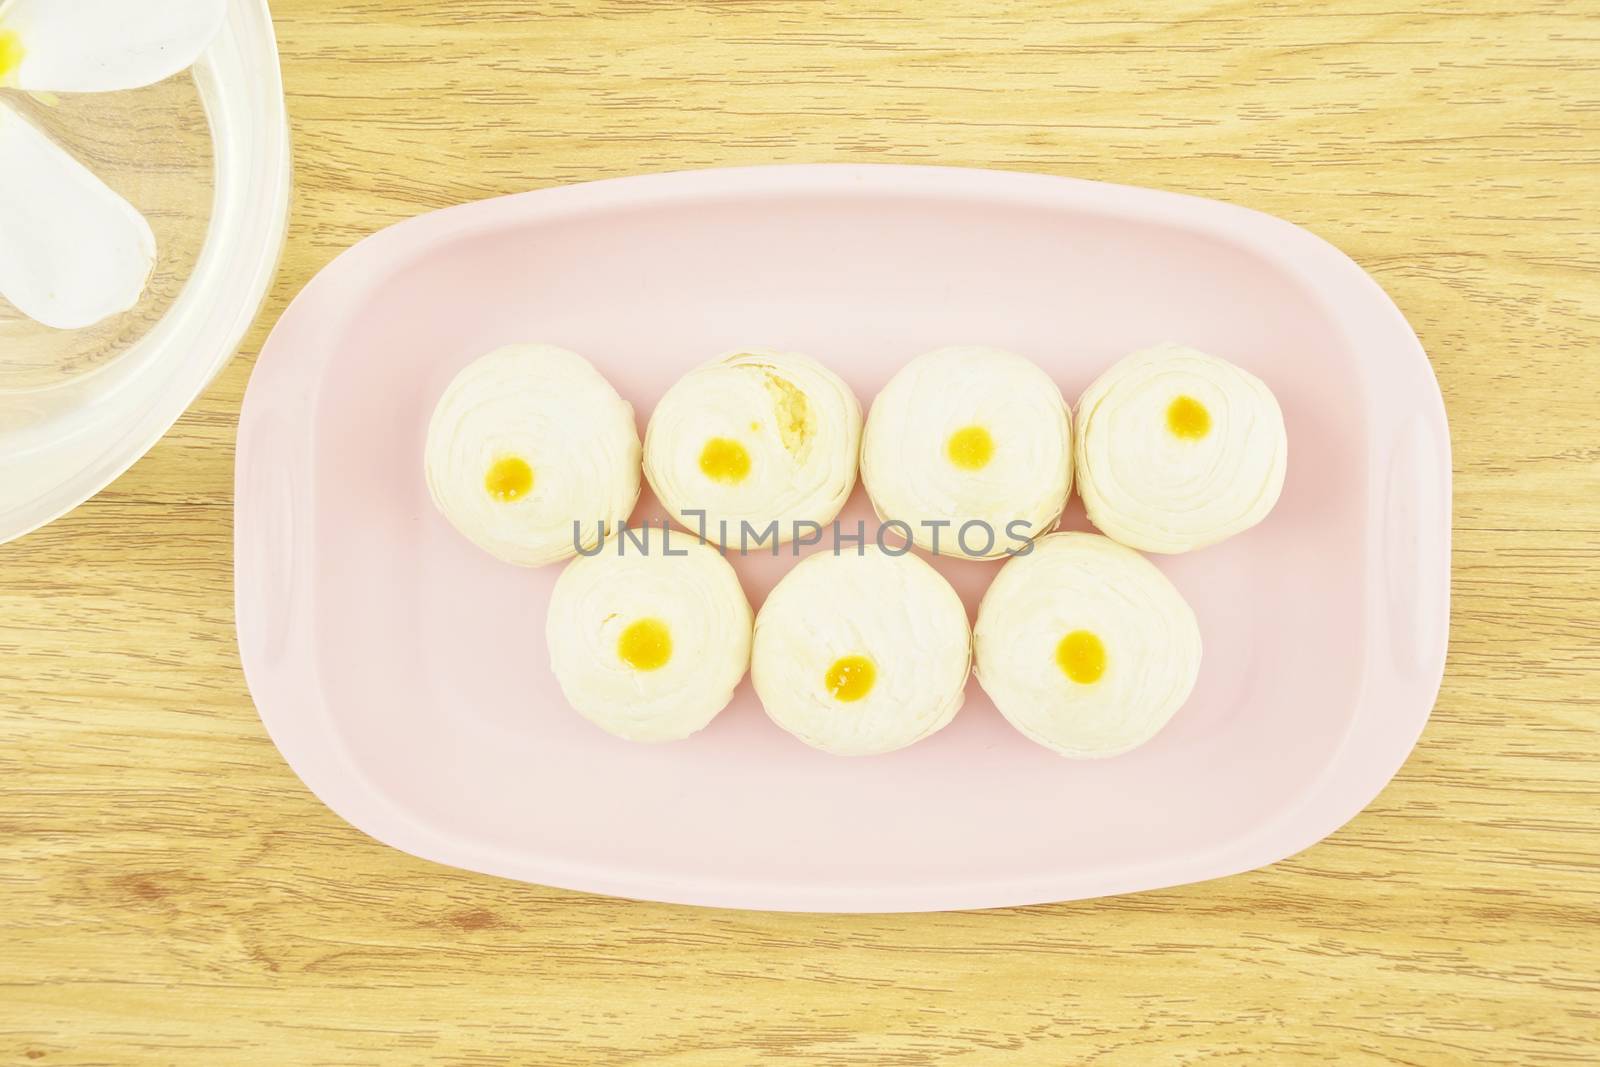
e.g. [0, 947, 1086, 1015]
[4, 2, 1598, 1063]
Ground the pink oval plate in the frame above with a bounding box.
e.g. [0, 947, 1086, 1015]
[236, 164, 1450, 912]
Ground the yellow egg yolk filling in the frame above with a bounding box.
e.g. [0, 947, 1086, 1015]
[946, 424, 995, 470]
[1056, 630, 1106, 684]
[825, 655, 876, 702]
[699, 437, 751, 483]
[484, 456, 534, 502]
[1166, 395, 1211, 440]
[618, 618, 673, 672]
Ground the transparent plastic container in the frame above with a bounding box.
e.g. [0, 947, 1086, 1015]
[0, 0, 289, 543]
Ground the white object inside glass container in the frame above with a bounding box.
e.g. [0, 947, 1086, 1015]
[0, 0, 288, 545]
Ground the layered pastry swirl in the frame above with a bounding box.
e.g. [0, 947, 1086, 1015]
[752, 546, 971, 755]
[975, 532, 1201, 757]
[425, 344, 641, 566]
[862, 346, 1072, 559]
[1075, 343, 1287, 553]
[644, 351, 862, 548]
[547, 535, 752, 742]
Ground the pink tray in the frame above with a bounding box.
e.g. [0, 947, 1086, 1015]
[236, 165, 1450, 912]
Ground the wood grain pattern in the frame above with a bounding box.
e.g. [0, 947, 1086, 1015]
[3, 1, 1598, 1063]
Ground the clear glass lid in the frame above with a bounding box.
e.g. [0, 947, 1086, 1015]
[0, 0, 290, 544]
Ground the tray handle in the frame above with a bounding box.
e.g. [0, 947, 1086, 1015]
[1382, 411, 1450, 674]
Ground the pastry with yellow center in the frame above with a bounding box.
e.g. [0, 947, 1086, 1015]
[974, 532, 1201, 758]
[644, 351, 862, 548]
[546, 535, 752, 742]
[425, 344, 641, 566]
[751, 546, 971, 756]
[1075, 343, 1287, 553]
[861, 346, 1072, 559]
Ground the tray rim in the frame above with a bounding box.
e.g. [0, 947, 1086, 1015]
[234, 163, 1451, 912]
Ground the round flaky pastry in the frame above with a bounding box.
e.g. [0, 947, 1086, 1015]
[975, 532, 1201, 758]
[644, 350, 862, 548]
[1075, 343, 1287, 554]
[862, 346, 1072, 559]
[751, 546, 971, 756]
[425, 344, 641, 567]
[547, 533, 752, 742]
